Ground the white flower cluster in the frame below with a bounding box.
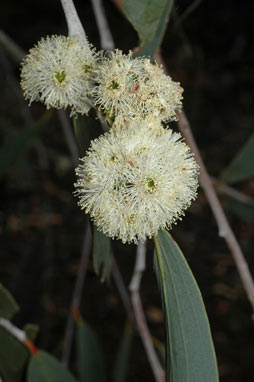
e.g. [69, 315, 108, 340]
[20, 35, 96, 116]
[93, 50, 183, 124]
[74, 122, 199, 243]
[20, 37, 183, 122]
[20, 34, 199, 244]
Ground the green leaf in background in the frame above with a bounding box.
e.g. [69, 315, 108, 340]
[122, 0, 174, 57]
[0, 283, 19, 320]
[113, 320, 133, 382]
[0, 112, 50, 179]
[27, 350, 76, 382]
[220, 132, 254, 184]
[154, 230, 219, 382]
[0, 326, 29, 382]
[73, 114, 102, 157]
[93, 226, 113, 283]
[225, 195, 254, 223]
[76, 319, 105, 382]
[24, 323, 39, 343]
[152, 336, 166, 366]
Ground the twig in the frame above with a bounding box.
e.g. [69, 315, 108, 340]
[57, 110, 79, 167]
[60, 0, 90, 48]
[211, 176, 254, 206]
[0, 318, 38, 355]
[112, 255, 134, 322]
[89, 2, 164, 377]
[174, 0, 203, 29]
[91, 0, 133, 324]
[177, 110, 254, 311]
[91, 0, 115, 50]
[0, 29, 25, 62]
[129, 242, 165, 382]
[155, 52, 254, 313]
[61, 222, 92, 366]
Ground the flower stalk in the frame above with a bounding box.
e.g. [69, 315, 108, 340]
[60, 0, 90, 48]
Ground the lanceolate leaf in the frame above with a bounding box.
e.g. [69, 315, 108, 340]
[122, 0, 174, 57]
[0, 327, 29, 382]
[154, 230, 219, 382]
[93, 226, 112, 283]
[225, 195, 254, 223]
[27, 350, 76, 382]
[113, 320, 133, 382]
[76, 319, 105, 382]
[220, 132, 254, 184]
[24, 323, 39, 343]
[73, 114, 102, 156]
[0, 112, 50, 179]
[0, 284, 19, 320]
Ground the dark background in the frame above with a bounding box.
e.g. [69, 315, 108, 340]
[0, 0, 253, 381]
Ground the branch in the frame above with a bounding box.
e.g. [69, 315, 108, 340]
[211, 176, 254, 206]
[154, 52, 254, 313]
[90, 3, 164, 378]
[60, 0, 90, 48]
[0, 318, 38, 355]
[57, 110, 79, 167]
[178, 110, 254, 311]
[0, 29, 25, 62]
[112, 255, 134, 322]
[61, 221, 92, 366]
[91, 0, 114, 50]
[129, 242, 165, 382]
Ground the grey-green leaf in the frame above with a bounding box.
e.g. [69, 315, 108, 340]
[154, 230, 219, 382]
[73, 114, 102, 156]
[0, 113, 49, 179]
[93, 226, 112, 283]
[24, 323, 39, 343]
[76, 320, 105, 382]
[225, 195, 254, 223]
[27, 350, 76, 382]
[122, 0, 174, 57]
[0, 326, 29, 382]
[0, 283, 19, 320]
[113, 320, 133, 382]
[220, 132, 254, 184]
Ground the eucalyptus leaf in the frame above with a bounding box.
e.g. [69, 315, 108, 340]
[72, 113, 102, 156]
[24, 323, 39, 343]
[154, 230, 219, 382]
[0, 326, 29, 382]
[225, 195, 254, 223]
[122, 0, 174, 57]
[220, 132, 254, 184]
[0, 113, 50, 179]
[27, 350, 76, 382]
[93, 226, 112, 283]
[113, 320, 133, 382]
[0, 283, 19, 320]
[76, 319, 105, 382]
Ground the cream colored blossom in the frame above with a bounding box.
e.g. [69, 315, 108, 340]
[20, 35, 96, 115]
[92, 49, 183, 124]
[74, 121, 199, 244]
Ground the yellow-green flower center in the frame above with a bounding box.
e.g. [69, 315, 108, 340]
[84, 64, 92, 73]
[145, 178, 156, 193]
[55, 71, 66, 83]
[109, 80, 119, 90]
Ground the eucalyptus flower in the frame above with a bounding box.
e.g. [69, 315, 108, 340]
[20, 35, 96, 115]
[74, 121, 199, 243]
[92, 49, 183, 124]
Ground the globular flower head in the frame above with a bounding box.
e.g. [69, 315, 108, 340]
[74, 121, 199, 244]
[140, 59, 183, 122]
[20, 35, 97, 116]
[92, 49, 183, 125]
